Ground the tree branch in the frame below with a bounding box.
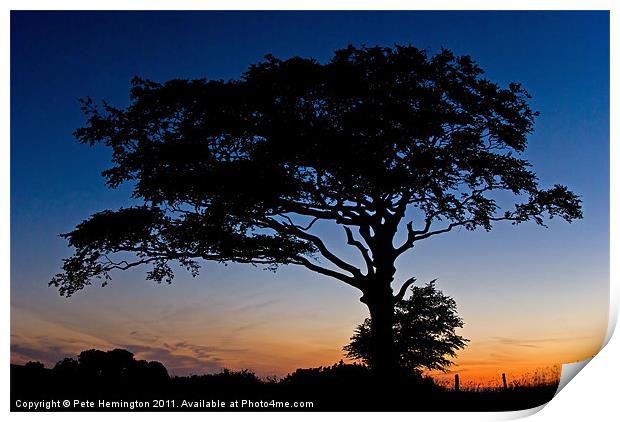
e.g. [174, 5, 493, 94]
[103, 255, 160, 271]
[263, 217, 363, 278]
[277, 214, 320, 231]
[343, 226, 374, 276]
[393, 277, 437, 303]
[280, 200, 356, 225]
[292, 256, 363, 290]
[414, 214, 528, 242]
[395, 217, 433, 256]
[393, 277, 416, 303]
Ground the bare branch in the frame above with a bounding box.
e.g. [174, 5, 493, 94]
[299, 216, 320, 231]
[277, 214, 320, 231]
[413, 222, 460, 241]
[414, 214, 527, 242]
[263, 217, 363, 278]
[395, 217, 433, 256]
[343, 226, 374, 276]
[280, 200, 356, 225]
[393, 277, 416, 303]
[392, 192, 412, 221]
[104, 257, 159, 271]
[292, 256, 362, 290]
[393, 277, 438, 303]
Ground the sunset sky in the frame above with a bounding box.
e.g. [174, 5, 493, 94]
[11, 11, 609, 385]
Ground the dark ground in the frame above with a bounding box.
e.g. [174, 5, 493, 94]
[11, 358, 558, 412]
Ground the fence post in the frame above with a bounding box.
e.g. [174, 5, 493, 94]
[502, 373, 508, 390]
[454, 374, 460, 392]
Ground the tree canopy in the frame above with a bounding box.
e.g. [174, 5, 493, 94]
[344, 280, 468, 374]
[50, 44, 582, 298]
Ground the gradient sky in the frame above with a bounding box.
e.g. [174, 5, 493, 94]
[10, 11, 609, 385]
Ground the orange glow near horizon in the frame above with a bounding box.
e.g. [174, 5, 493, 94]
[10, 286, 607, 387]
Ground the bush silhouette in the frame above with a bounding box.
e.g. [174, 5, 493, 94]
[344, 280, 469, 374]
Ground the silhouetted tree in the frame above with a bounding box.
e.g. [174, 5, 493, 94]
[50, 45, 582, 375]
[77, 349, 110, 377]
[128, 360, 169, 384]
[53, 357, 79, 374]
[56, 349, 168, 383]
[344, 280, 468, 374]
[24, 361, 45, 371]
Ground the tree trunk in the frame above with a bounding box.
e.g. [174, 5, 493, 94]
[361, 284, 398, 376]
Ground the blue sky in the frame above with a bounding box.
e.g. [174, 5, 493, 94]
[10, 11, 609, 379]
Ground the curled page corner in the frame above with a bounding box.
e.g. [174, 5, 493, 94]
[604, 293, 617, 347]
[503, 358, 596, 419]
[555, 357, 594, 396]
[501, 403, 548, 420]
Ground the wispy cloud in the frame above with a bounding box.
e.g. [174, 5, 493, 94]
[11, 312, 235, 376]
[118, 343, 223, 376]
[128, 330, 160, 344]
[234, 299, 281, 313]
[477, 335, 596, 349]
[11, 343, 68, 366]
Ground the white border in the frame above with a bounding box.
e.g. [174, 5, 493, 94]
[2, 1, 617, 421]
